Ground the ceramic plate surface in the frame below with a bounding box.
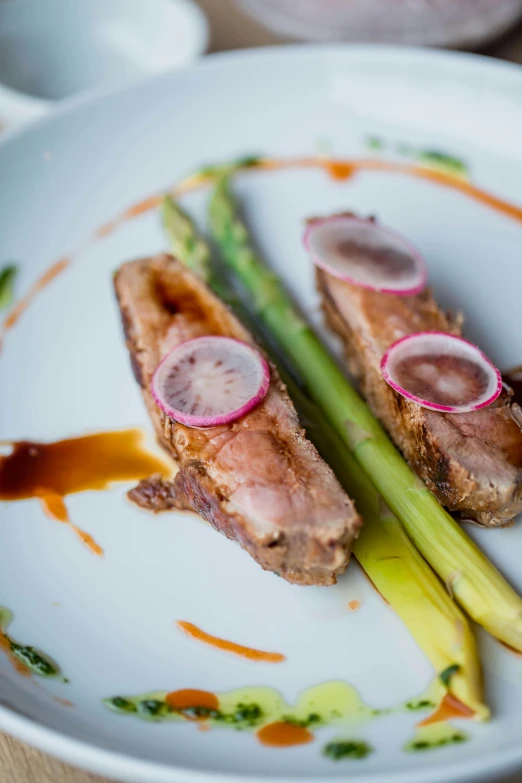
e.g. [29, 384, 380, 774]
[0, 46, 522, 783]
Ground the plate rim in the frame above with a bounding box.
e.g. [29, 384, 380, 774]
[1, 42, 522, 783]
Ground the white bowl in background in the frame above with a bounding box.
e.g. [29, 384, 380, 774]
[0, 0, 208, 129]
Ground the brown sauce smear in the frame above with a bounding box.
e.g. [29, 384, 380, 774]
[0, 429, 170, 554]
[257, 721, 314, 747]
[417, 692, 475, 727]
[165, 688, 219, 719]
[176, 621, 286, 663]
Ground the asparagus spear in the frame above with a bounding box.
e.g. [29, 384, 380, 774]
[161, 198, 210, 280]
[208, 176, 522, 652]
[162, 196, 488, 718]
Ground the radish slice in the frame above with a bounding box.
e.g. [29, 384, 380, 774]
[381, 332, 502, 413]
[304, 215, 427, 295]
[151, 336, 270, 427]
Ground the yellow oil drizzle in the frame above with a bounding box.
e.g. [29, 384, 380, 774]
[404, 722, 468, 753]
[104, 676, 469, 753]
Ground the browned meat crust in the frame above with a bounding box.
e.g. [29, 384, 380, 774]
[128, 474, 190, 513]
[316, 215, 522, 527]
[115, 254, 361, 584]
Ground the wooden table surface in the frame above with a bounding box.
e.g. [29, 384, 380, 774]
[2, 1, 522, 780]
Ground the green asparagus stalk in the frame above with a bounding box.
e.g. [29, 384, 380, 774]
[162, 195, 488, 718]
[208, 176, 522, 652]
[161, 198, 211, 280]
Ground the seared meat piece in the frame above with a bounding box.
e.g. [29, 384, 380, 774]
[115, 254, 361, 585]
[129, 474, 191, 513]
[316, 215, 522, 527]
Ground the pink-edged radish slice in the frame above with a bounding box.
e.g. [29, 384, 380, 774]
[304, 215, 427, 295]
[381, 332, 502, 413]
[151, 336, 270, 428]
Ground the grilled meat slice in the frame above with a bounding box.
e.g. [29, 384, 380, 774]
[316, 216, 522, 527]
[115, 254, 361, 585]
[129, 473, 191, 513]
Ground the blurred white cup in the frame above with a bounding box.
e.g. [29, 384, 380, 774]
[0, 0, 209, 129]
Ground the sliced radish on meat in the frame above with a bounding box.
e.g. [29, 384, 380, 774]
[381, 332, 502, 413]
[151, 336, 270, 427]
[304, 215, 427, 295]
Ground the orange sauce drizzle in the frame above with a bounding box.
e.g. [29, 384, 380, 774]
[95, 221, 119, 239]
[92, 195, 163, 241]
[249, 157, 522, 224]
[39, 491, 104, 556]
[323, 160, 356, 181]
[1, 257, 70, 341]
[0, 430, 170, 555]
[54, 697, 74, 707]
[176, 620, 286, 663]
[0, 631, 31, 678]
[124, 194, 162, 219]
[348, 600, 361, 611]
[256, 721, 314, 747]
[4, 154, 522, 347]
[165, 688, 219, 720]
[417, 693, 475, 727]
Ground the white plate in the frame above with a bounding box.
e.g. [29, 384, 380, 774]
[0, 46, 522, 783]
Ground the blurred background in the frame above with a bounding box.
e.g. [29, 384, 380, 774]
[2, 0, 522, 133]
[198, 0, 522, 51]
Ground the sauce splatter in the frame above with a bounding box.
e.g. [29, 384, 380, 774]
[54, 697, 74, 707]
[0, 257, 69, 346]
[39, 491, 104, 556]
[165, 688, 219, 719]
[0, 630, 31, 678]
[0, 429, 171, 554]
[173, 156, 522, 226]
[105, 676, 478, 752]
[417, 693, 475, 727]
[323, 161, 355, 181]
[257, 721, 314, 747]
[347, 600, 361, 611]
[4, 153, 522, 345]
[275, 157, 522, 224]
[0, 608, 61, 680]
[105, 679, 375, 738]
[87, 195, 163, 241]
[405, 722, 468, 753]
[95, 221, 119, 239]
[124, 195, 162, 219]
[176, 621, 286, 663]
